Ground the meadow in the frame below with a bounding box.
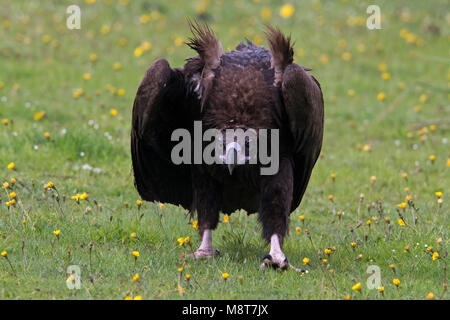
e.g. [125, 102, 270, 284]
[0, 0, 448, 300]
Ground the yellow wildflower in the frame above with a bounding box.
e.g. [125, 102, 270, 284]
[279, 4, 295, 18]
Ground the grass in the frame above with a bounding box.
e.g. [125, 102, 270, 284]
[0, 0, 448, 300]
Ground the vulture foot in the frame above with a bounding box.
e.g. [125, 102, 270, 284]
[190, 248, 220, 259]
[260, 254, 289, 270]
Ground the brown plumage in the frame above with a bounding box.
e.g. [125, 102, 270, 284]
[131, 21, 324, 269]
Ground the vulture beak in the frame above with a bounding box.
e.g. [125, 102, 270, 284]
[226, 148, 238, 175]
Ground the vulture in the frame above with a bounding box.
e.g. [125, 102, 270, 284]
[131, 22, 324, 269]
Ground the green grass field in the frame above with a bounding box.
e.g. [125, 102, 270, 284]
[0, 0, 448, 300]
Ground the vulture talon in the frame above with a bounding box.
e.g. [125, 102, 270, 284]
[260, 254, 289, 270]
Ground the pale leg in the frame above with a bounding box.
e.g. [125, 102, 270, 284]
[193, 229, 217, 258]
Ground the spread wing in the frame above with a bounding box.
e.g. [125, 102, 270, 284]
[131, 58, 192, 209]
[281, 63, 324, 211]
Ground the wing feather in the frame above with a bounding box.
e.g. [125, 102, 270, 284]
[281, 63, 324, 211]
[131, 59, 192, 209]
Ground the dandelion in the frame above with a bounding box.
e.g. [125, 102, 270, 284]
[261, 7, 272, 21]
[83, 73, 91, 81]
[223, 215, 229, 223]
[124, 296, 132, 300]
[381, 72, 390, 80]
[328, 194, 334, 201]
[377, 92, 386, 101]
[397, 202, 407, 210]
[9, 192, 16, 199]
[2, 182, 10, 189]
[2, 118, 8, 126]
[46, 181, 54, 189]
[10, 178, 16, 185]
[341, 52, 351, 61]
[279, 4, 295, 18]
[222, 272, 229, 280]
[299, 215, 305, 222]
[1, 251, 6, 257]
[7, 162, 15, 170]
[363, 144, 371, 152]
[136, 200, 142, 207]
[192, 220, 198, 230]
[159, 203, 165, 210]
[366, 219, 372, 226]
[295, 227, 301, 234]
[80, 192, 88, 200]
[72, 194, 80, 202]
[378, 63, 387, 72]
[134, 47, 143, 57]
[53, 229, 61, 239]
[173, 37, 184, 47]
[130, 232, 137, 239]
[89, 53, 98, 62]
[389, 264, 396, 272]
[133, 296, 142, 300]
[132, 273, 139, 282]
[370, 176, 377, 182]
[344, 294, 351, 300]
[177, 237, 185, 246]
[184, 236, 190, 244]
[435, 191, 442, 199]
[319, 54, 329, 64]
[350, 242, 357, 248]
[132, 251, 140, 258]
[419, 94, 427, 103]
[432, 252, 439, 261]
[426, 292, 435, 300]
[302, 257, 310, 265]
[393, 278, 400, 287]
[378, 286, 384, 295]
[352, 282, 362, 292]
[185, 274, 191, 280]
[397, 219, 405, 226]
[330, 173, 336, 181]
[324, 248, 331, 256]
[100, 25, 110, 35]
[44, 132, 51, 140]
[110, 109, 118, 116]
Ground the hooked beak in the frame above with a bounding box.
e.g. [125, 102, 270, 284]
[226, 148, 238, 175]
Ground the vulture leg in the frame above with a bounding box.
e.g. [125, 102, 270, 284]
[192, 229, 218, 258]
[259, 158, 293, 270]
[191, 169, 222, 258]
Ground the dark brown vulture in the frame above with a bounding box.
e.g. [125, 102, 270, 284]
[131, 22, 324, 269]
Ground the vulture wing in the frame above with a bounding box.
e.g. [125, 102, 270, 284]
[131, 58, 192, 209]
[282, 63, 324, 211]
[265, 25, 324, 211]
